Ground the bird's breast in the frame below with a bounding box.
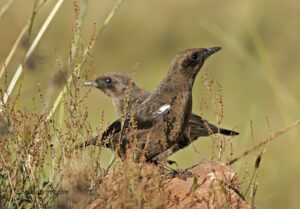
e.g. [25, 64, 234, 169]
[162, 91, 192, 141]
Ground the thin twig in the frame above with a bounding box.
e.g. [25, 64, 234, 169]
[106, 155, 116, 172]
[26, 156, 42, 209]
[0, 0, 65, 113]
[0, 0, 15, 19]
[46, 0, 123, 121]
[27, 0, 39, 40]
[228, 120, 300, 165]
[0, 0, 48, 80]
[0, 151, 20, 209]
[0, 24, 28, 79]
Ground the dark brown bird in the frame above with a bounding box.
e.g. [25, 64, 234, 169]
[82, 47, 226, 162]
[81, 72, 238, 160]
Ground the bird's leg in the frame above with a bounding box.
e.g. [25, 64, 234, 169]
[166, 170, 194, 180]
[154, 161, 179, 174]
[151, 147, 179, 167]
[153, 161, 193, 180]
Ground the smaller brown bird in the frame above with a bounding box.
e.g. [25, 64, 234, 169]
[79, 72, 238, 161]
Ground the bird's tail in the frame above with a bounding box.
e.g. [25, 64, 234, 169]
[188, 113, 239, 139]
[219, 127, 239, 136]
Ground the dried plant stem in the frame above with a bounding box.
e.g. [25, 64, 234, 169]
[27, 0, 39, 40]
[0, 24, 28, 79]
[46, 0, 123, 121]
[26, 157, 42, 209]
[244, 154, 261, 197]
[228, 120, 300, 165]
[0, 0, 64, 113]
[0, 0, 48, 80]
[0, 0, 15, 19]
[106, 155, 117, 172]
[0, 151, 20, 209]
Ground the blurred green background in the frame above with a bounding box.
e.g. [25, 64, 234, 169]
[1, 0, 299, 208]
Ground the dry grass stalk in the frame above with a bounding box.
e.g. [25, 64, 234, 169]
[46, 0, 123, 121]
[0, 0, 48, 80]
[0, 0, 15, 19]
[228, 119, 300, 165]
[0, 0, 64, 113]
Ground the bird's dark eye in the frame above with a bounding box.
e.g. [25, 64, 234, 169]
[191, 53, 198, 61]
[105, 78, 112, 84]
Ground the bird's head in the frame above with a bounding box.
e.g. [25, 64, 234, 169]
[82, 72, 135, 99]
[171, 47, 221, 79]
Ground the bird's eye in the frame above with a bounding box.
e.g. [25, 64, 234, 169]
[191, 53, 198, 61]
[105, 78, 112, 84]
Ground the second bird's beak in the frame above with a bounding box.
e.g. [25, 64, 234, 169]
[204, 47, 222, 58]
[82, 81, 99, 88]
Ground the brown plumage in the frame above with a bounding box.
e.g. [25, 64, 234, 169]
[81, 47, 228, 162]
[80, 72, 238, 160]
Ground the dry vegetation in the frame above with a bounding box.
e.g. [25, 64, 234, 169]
[0, 0, 299, 208]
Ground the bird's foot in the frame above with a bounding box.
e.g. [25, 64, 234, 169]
[165, 170, 194, 180]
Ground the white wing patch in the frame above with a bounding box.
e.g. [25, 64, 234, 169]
[153, 104, 170, 115]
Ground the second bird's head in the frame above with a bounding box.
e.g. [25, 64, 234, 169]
[82, 72, 136, 98]
[171, 47, 221, 79]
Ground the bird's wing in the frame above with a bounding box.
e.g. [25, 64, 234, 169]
[100, 118, 122, 140]
[132, 100, 170, 128]
[73, 119, 123, 150]
[73, 137, 98, 149]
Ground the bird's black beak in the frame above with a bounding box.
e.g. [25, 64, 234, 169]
[204, 47, 222, 59]
[82, 81, 99, 88]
